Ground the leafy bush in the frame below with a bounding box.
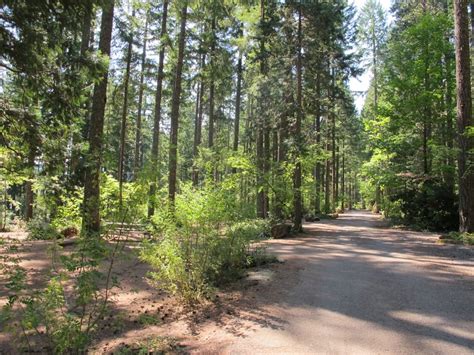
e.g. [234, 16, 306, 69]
[1, 228, 126, 352]
[210, 219, 271, 283]
[100, 174, 148, 225]
[51, 188, 83, 231]
[392, 177, 458, 231]
[27, 218, 60, 240]
[446, 232, 474, 245]
[141, 183, 273, 303]
[381, 199, 402, 221]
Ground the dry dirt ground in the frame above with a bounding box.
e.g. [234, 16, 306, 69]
[1, 210, 473, 354]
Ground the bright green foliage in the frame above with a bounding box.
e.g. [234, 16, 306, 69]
[20, 278, 88, 353]
[26, 218, 60, 240]
[391, 176, 458, 231]
[446, 232, 474, 245]
[359, 3, 459, 230]
[1, 227, 128, 352]
[50, 188, 83, 231]
[141, 182, 272, 303]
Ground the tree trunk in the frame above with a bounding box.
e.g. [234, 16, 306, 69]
[82, 0, 115, 236]
[192, 54, 205, 186]
[256, 0, 266, 219]
[324, 141, 331, 214]
[372, 19, 382, 211]
[264, 125, 270, 216]
[454, 0, 474, 232]
[70, 2, 94, 187]
[444, 48, 455, 192]
[118, 11, 134, 209]
[168, 4, 187, 206]
[348, 170, 353, 210]
[335, 143, 339, 206]
[314, 72, 321, 215]
[208, 17, 216, 149]
[24, 139, 36, 221]
[232, 54, 242, 155]
[331, 110, 336, 210]
[340, 143, 345, 211]
[292, 2, 303, 232]
[134, 11, 149, 177]
[148, 0, 168, 218]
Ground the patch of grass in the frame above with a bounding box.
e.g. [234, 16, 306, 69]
[246, 247, 279, 268]
[116, 336, 183, 354]
[26, 219, 60, 240]
[137, 313, 161, 326]
[440, 232, 474, 245]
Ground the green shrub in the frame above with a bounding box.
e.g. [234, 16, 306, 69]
[51, 188, 83, 231]
[393, 177, 458, 231]
[1, 227, 126, 352]
[381, 199, 402, 221]
[447, 232, 474, 245]
[27, 218, 60, 240]
[141, 184, 273, 303]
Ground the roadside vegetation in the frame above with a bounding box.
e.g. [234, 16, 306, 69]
[1, 0, 473, 352]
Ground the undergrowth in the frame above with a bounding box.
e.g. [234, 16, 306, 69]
[140, 183, 275, 304]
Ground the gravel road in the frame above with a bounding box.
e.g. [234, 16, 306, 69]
[218, 210, 474, 354]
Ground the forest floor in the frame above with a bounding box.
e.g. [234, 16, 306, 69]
[1, 210, 473, 354]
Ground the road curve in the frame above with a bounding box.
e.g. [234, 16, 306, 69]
[210, 210, 474, 354]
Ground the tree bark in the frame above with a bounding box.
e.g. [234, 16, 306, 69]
[340, 142, 345, 211]
[256, 0, 266, 219]
[148, 0, 168, 218]
[233, 54, 243, 153]
[70, 2, 94, 187]
[208, 16, 216, 149]
[82, 0, 115, 236]
[444, 46, 455, 192]
[454, 0, 474, 232]
[293, 1, 303, 232]
[118, 10, 135, 208]
[24, 139, 36, 221]
[192, 54, 205, 186]
[168, 4, 187, 206]
[134, 11, 149, 177]
[331, 80, 336, 210]
[314, 72, 321, 215]
[324, 141, 331, 214]
[372, 13, 381, 212]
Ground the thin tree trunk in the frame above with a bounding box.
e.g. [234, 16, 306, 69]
[256, 0, 266, 219]
[208, 17, 216, 149]
[232, 54, 243, 157]
[340, 142, 345, 211]
[444, 48, 455, 192]
[70, 2, 94, 186]
[293, 2, 303, 232]
[331, 111, 336, 209]
[148, 0, 168, 218]
[372, 20, 381, 212]
[454, 0, 474, 232]
[134, 11, 149, 177]
[118, 11, 134, 209]
[24, 139, 36, 221]
[335, 144, 339, 206]
[168, 4, 187, 206]
[82, 0, 115, 236]
[324, 141, 331, 214]
[315, 72, 321, 215]
[348, 170, 353, 210]
[422, 37, 431, 175]
[192, 54, 205, 186]
[264, 125, 270, 216]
